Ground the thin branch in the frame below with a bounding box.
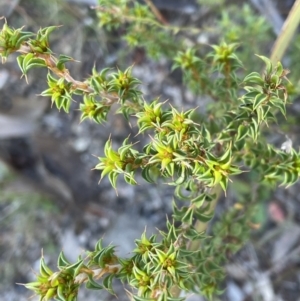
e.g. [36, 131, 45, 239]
[143, 0, 168, 25]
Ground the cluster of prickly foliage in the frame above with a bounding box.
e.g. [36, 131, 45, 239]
[0, 1, 299, 300]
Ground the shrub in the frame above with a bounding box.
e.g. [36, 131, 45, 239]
[1, 1, 300, 300]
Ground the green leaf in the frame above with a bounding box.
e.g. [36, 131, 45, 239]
[249, 117, 259, 141]
[236, 124, 248, 142]
[56, 54, 74, 70]
[86, 275, 103, 290]
[102, 274, 115, 295]
[172, 167, 188, 185]
[219, 176, 228, 191]
[57, 252, 71, 269]
[57, 285, 67, 301]
[26, 58, 46, 70]
[65, 258, 84, 277]
[16, 55, 25, 75]
[95, 239, 103, 251]
[219, 146, 232, 168]
[22, 53, 34, 72]
[270, 97, 286, 117]
[256, 55, 272, 74]
[275, 61, 284, 76]
[124, 172, 137, 185]
[141, 165, 156, 183]
[39, 256, 53, 277]
[253, 93, 267, 111]
[243, 72, 264, 85]
[172, 201, 186, 221]
[194, 210, 214, 222]
[184, 227, 206, 241]
[15, 31, 34, 47]
[282, 170, 298, 187]
[182, 206, 194, 224]
[191, 193, 207, 208]
[108, 171, 118, 189]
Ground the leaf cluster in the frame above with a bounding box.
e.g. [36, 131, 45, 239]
[95, 0, 182, 59]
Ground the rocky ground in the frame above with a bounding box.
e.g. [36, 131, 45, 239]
[1, 1, 300, 301]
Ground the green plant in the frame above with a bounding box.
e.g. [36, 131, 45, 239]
[1, 0, 300, 300]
